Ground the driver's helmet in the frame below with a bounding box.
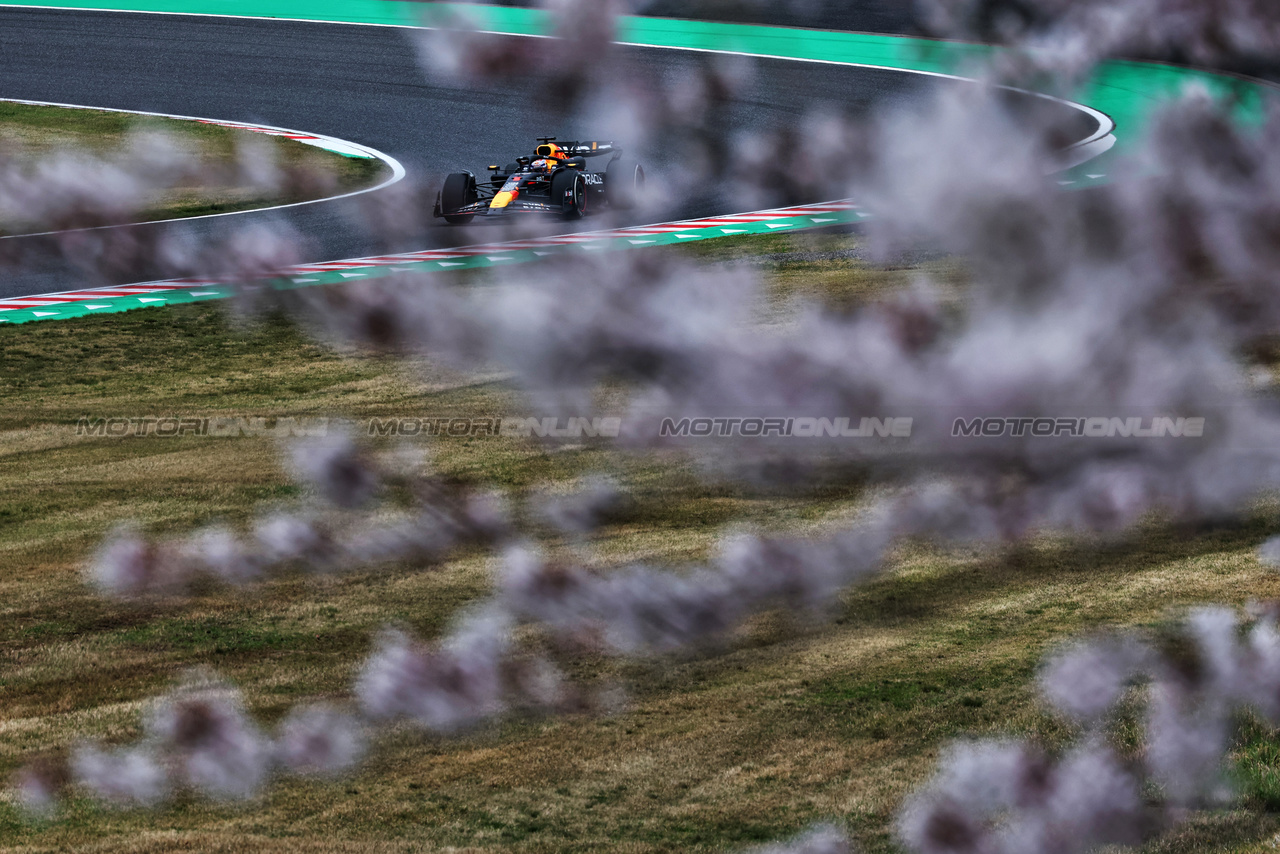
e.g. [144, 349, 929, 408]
[531, 158, 551, 171]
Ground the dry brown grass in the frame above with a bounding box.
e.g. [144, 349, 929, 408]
[1, 235, 1279, 852]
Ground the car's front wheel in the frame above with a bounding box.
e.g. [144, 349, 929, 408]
[552, 169, 587, 220]
[441, 172, 477, 224]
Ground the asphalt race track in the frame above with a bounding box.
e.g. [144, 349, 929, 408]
[0, 7, 1093, 298]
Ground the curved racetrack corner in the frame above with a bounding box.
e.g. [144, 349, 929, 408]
[0, 6, 1101, 299]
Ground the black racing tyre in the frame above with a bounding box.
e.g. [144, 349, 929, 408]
[606, 159, 645, 210]
[441, 172, 477, 224]
[552, 169, 587, 219]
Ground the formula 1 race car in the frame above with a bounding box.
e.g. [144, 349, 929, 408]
[434, 138, 645, 224]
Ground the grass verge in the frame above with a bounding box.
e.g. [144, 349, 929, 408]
[1, 233, 1279, 853]
[0, 101, 388, 234]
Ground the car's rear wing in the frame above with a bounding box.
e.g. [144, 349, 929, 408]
[569, 141, 617, 157]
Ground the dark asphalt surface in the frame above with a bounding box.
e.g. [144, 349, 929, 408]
[0, 6, 1076, 296]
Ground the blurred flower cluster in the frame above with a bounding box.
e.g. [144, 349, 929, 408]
[899, 605, 1280, 852]
[921, 0, 1280, 79]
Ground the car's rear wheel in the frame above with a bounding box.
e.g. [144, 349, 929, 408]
[552, 169, 587, 219]
[606, 159, 645, 210]
[441, 172, 477, 224]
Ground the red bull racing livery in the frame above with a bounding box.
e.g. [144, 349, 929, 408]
[434, 138, 645, 224]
